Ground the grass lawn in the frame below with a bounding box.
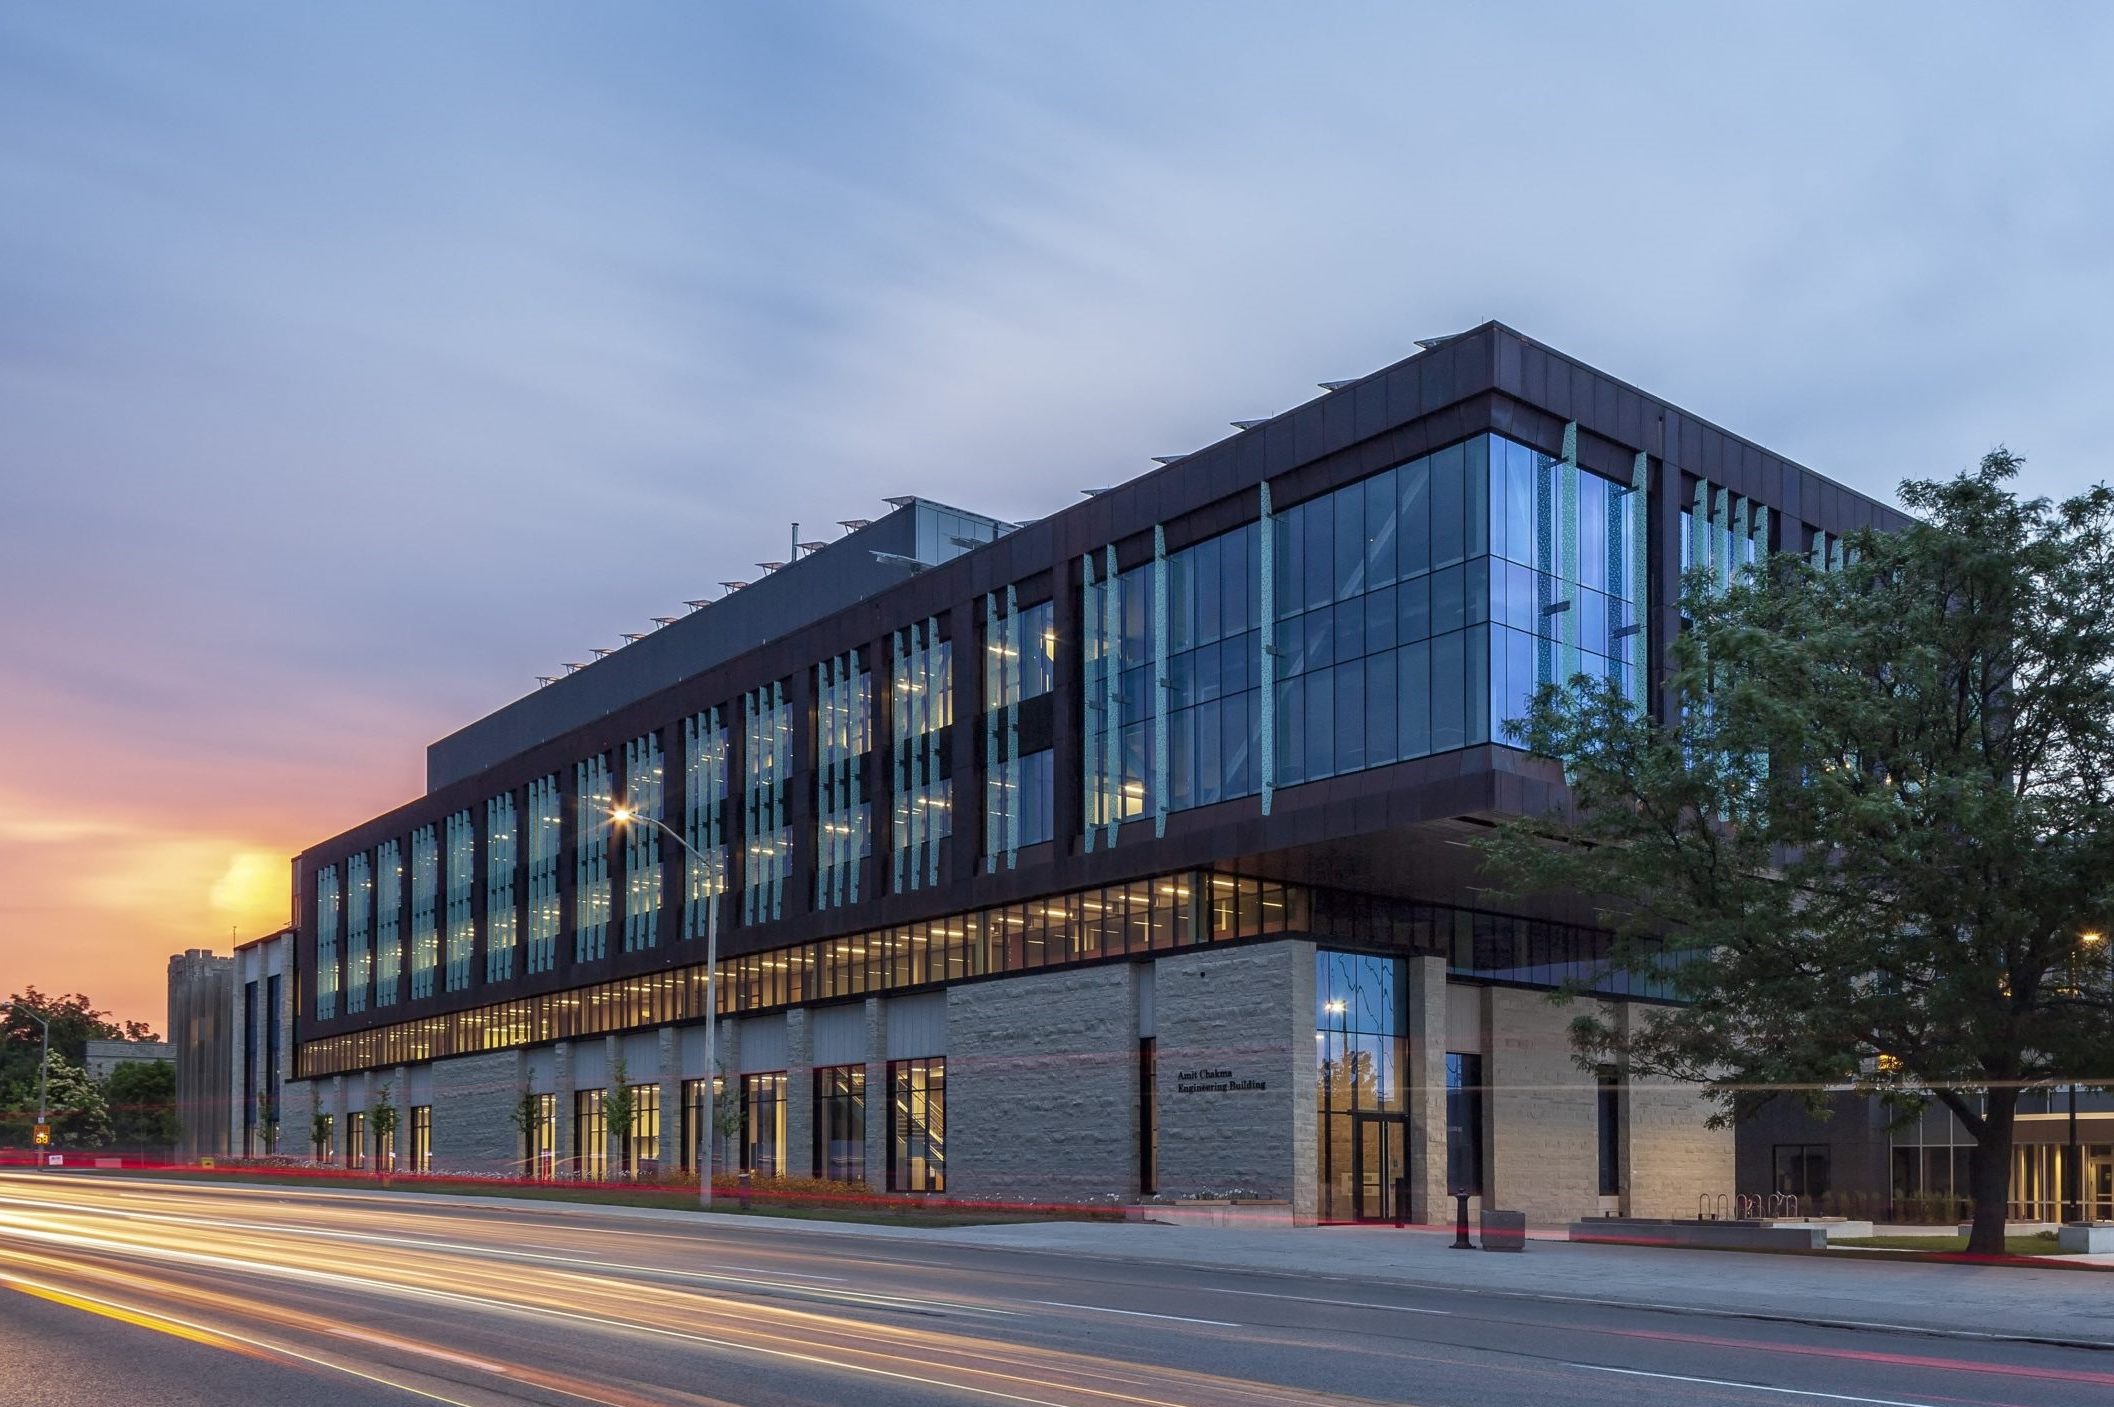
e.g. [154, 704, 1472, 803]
[75, 1167, 1112, 1229]
[1832, 1233, 2070, 1257]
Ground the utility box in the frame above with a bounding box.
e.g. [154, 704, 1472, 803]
[1481, 1209, 1526, 1251]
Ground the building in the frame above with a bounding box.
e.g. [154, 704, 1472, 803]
[230, 930, 295, 1157]
[167, 948, 234, 1161]
[1740, 1087, 2114, 1222]
[286, 323, 1905, 1222]
[83, 1038, 173, 1082]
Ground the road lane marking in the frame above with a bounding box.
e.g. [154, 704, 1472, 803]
[1028, 1301, 1239, 1327]
[1195, 1287, 1451, 1314]
[1575, 1364, 1942, 1406]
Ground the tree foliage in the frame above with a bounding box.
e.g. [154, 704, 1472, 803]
[105, 1059, 181, 1149]
[1478, 451, 2114, 1254]
[2, 988, 155, 1089]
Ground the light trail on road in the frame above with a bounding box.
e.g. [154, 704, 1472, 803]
[4, 1171, 2110, 1407]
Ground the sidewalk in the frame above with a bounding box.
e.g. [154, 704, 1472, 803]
[219, 1177, 2114, 1349]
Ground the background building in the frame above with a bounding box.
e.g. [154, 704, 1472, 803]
[167, 948, 233, 1161]
[282, 324, 1905, 1221]
[230, 930, 294, 1157]
[83, 1037, 172, 1081]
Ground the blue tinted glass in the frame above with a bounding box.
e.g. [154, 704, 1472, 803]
[1399, 456, 1430, 578]
[1221, 527, 1249, 638]
[1168, 551, 1192, 654]
[1466, 435, 1489, 558]
[1432, 564, 1465, 635]
[1398, 575, 1430, 643]
[1366, 648, 1398, 765]
[1398, 640, 1431, 758]
[1305, 668, 1336, 779]
[1304, 608, 1335, 673]
[1169, 710, 1195, 810]
[1303, 501, 1333, 611]
[1431, 443, 1465, 566]
[1334, 486, 1365, 600]
[1366, 584, 1397, 653]
[1276, 513, 1301, 620]
[1365, 469, 1398, 588]
[1466, 628, 1489, 746]
[1336, 595, 1366, 661]
[1277, 678, 1305, 783]
[1505, 438, 1535, 568]
[1334, 657, 1366, 774]
[1198, 699, 1223, 803]
[1431, 631, 1465, 751]
[1466, 559, 1489, 627]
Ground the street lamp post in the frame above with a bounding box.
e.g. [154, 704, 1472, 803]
[2067, 931, 2104, 1225]
[9, 1003, 50, 1166]
[612, 806, 723, 1210]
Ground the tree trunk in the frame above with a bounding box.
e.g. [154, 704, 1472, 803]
[1964, 1085, 2019, 1256]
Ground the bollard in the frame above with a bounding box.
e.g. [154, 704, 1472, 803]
[1451, 1192, 1474, 1249]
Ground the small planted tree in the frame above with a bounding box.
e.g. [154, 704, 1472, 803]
[507, 1083, 543, 1177]
[602, 1058, 635, 1180]
[369, 1083, 399, 1179]
[311, 1110, 333, 1163]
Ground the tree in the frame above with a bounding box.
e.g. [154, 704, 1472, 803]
[370, 1083, 399, 1178]
[105, 1060, 181, 1150]
[19, 1055, 113, 1150]
[508, 1083, 544, 1176]
[1479, 451, 2114, 1255]
[311, 1110, 334, 1162]
[602, 1058, 635, 1180]
[2, 989, 155, 1090]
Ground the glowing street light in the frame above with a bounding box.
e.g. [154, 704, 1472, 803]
[607, 802, 724, 1210]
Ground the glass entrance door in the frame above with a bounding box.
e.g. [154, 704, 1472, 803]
[1352, 1113, 1405, 1221]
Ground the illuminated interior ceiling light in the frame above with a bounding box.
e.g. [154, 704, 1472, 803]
[1317, 380, 1353, 391]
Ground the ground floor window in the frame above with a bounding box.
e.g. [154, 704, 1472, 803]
[2006, 1141, 2114, 1221]
[346, 1111, 366, 1169]
[1317, 951, 1405, 1221]
[1445, 1053, 1485, 1197]
[741, 1073, 787, 1176]
[680, 1076, 731, 1176]
[410, 1105, 431, 1173]
[1597, 1073, 1623, 1197]
[888, 1058, 945, 1193]
[526, 1092, 556, 1179]
[313, 1113, 333, 1163]
[625, 1084, 661, 1177]
[574, 1089, 606, 1180]
[814, 1065, 865, 1183]
[1772, 1143, 1830, 1201]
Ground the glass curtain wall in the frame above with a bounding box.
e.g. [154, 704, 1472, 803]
[891, 619, 952, 891]
[574, 1090, 606, 1179]
[575, 754, 613, 961]
[625, 1084, 660, 1176]
[525, 776, 561, 975]
[621, 734, 664, 951]
[485, 793, 517, 982]
[527, 1091, 556, 1179]
[985, 591, 1056, 867]
[1315, 951, 1405, 1221]
[743, 683, 791, 925]
[814, 652, 873, 909]
[682, 710, 731, 941]
[346, 853, 372, 1015]
[375, 839, 403, 1006]
[313, 865, 340, 1020]
[409, 825, 439, 1000]
[443, 809, 475, 992]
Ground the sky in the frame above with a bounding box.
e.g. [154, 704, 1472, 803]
[3, 3, 2112, 1033]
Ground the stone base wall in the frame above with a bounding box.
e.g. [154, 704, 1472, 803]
[1484, 987, 1600, 1223]
[1626, 1076, 1734, 1218]
[1154, 940, 1316, 1223]
[430, 1049, 524, 1173]
[944, 963, 1140, 1204]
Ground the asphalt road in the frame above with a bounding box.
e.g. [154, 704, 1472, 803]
[2, 1172, 2111, 1407]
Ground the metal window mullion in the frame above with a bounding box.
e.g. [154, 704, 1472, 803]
[1152, 526, 1168, 838]
[1259, 483, 1275, 814]
[1081, 554, 1100, 850]
[1560, 426, 1580, 687]
[1004, 583, 1020, 868]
